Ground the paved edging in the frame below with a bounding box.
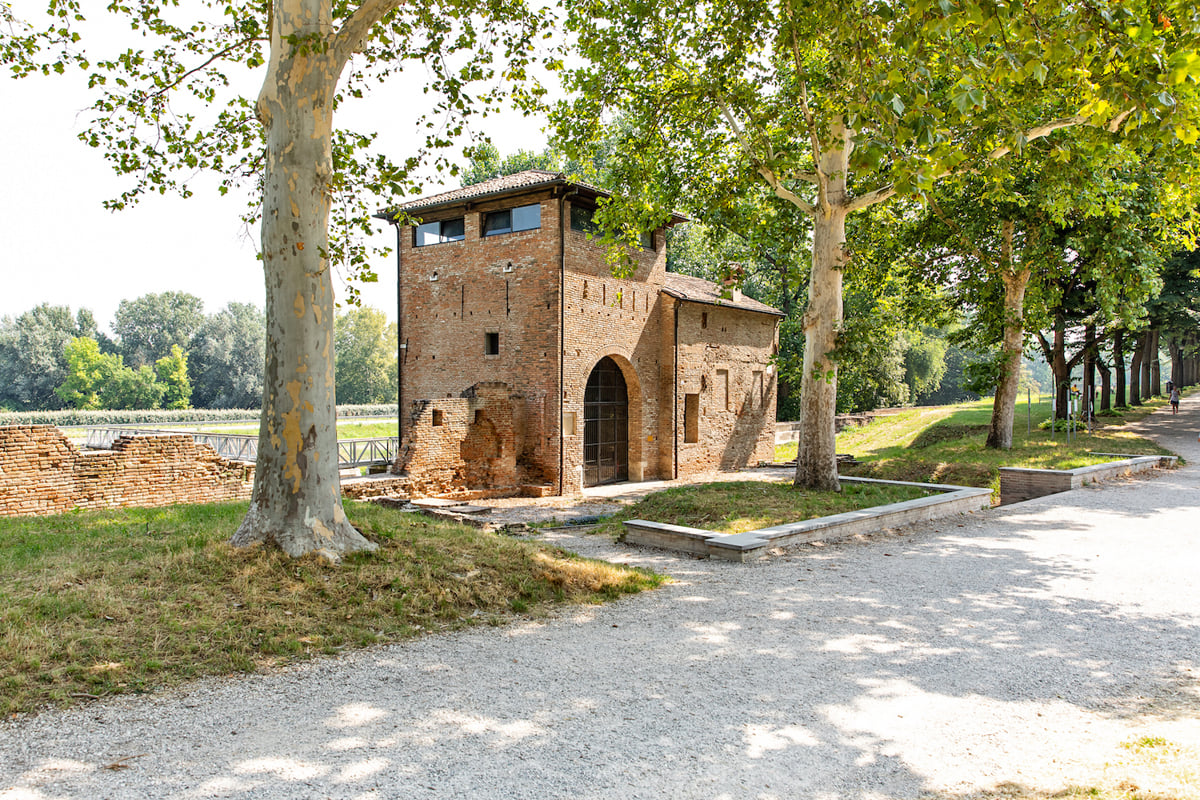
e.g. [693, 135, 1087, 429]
[622, 476, 993, 562]
[998, 453, 1177, 505]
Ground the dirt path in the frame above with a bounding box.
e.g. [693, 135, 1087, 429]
[2, 398, 1198, 799]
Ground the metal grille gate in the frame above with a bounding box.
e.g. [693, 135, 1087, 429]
[583, 356, 629, 487]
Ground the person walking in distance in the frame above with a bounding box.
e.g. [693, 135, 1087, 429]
[1169, 385, 1180, 414]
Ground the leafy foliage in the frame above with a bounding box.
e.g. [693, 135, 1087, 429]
[113, 292, 205, 368]
[188, 302, 266, 409]
[334, 306, 397, 405]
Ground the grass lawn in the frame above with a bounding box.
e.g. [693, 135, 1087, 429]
[775, 397, 1175, 496]
[590, 479, 930, 538]
[0, 501, 662, 716]
[191, 420, 400, 439]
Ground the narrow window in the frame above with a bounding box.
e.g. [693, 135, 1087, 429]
[582, 280, 589, 300]
[415, 217, 465, 246]
[432, 409, 445, 427]
[484, 332, 500, 355]
[716, 369, 730, 411]
[752, 371, 764, 410]
[684, 393, 700, 443]
[701, 312, 708, 329]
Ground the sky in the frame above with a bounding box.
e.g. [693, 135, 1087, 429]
[0, 14, 552, 332]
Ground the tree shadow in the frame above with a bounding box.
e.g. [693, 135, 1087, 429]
[2, 480, 1198, 798]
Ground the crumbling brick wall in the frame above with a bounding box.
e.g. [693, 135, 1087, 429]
[0, 425, 253, 518]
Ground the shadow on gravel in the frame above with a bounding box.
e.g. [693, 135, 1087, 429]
[4, 473, 1199, 798]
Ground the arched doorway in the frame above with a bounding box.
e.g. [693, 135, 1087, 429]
[583, 356, 629, 486]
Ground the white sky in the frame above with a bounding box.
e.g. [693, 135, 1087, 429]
[0, 16, 551, 332]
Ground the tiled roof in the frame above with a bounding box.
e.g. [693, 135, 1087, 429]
[396, 170, 569, 212]
[662, 272, 784, 317]
[386, 170, 686, 224]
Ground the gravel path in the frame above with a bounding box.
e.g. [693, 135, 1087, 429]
[3, 398, 1199, 799]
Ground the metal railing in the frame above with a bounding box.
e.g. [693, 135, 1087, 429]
[85, 427, 398, 469]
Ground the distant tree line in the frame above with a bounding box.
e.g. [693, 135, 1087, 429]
[0, 294, 397, 411]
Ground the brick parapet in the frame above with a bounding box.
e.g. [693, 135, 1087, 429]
[0, 425, 253, 518]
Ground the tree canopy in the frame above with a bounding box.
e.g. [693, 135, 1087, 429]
[558, 0, 1200, 488]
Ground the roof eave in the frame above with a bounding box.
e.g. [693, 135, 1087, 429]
[661, 289, 785, 317]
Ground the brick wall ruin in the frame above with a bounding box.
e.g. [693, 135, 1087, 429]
[0, 425, 253, 518]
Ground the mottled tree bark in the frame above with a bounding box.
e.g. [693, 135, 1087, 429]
[1129, 330, 1145, 406]
[985, 221, 1027, 450]
[231, 0, 380, 560]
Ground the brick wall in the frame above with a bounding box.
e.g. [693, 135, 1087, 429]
[0, 426, 253, 518]
[673, 301, 779, 478]
[394, 187, 779, 497]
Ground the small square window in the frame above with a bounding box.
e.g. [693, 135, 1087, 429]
[484, 332, 500, 355]
[570, 204, 597, 234]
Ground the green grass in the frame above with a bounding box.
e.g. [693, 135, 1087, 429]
[776, 397, 1175, 497]
[190, 420, 400, 438]
[0, 501, 662, 716]
[590, 479, 930, 538]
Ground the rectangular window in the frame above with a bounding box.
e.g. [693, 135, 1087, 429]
[415, 217, 465, 246]
[484, 332, 500, 355]
[483, 203, 541, 237]
[432, 409, 445, 427]
[562, 411, 577, 436]
[683, 393, 700, 443]
[640, 230, 655, 250]
[716, 369, 730, 412]
[570, 204, 597, 234]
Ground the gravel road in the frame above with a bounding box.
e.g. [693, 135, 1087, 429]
[3, 398, 1198, 800]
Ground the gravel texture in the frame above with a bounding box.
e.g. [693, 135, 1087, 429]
[2, 399, 1199, 799]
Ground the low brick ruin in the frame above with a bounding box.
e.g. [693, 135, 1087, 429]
[0, 425, 253, 518]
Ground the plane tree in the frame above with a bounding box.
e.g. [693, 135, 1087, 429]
[557, 0, 1200, 489]
[5, 0, 551, 559]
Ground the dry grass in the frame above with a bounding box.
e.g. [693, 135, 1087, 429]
[0, 500, 662, 716]
[920, 736, 1200, 800]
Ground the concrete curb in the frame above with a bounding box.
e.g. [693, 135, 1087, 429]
[998, 453, 1177, 505]
[621, 476, 993, 562]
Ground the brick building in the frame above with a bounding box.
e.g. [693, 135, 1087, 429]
[379, 170, 782, 496]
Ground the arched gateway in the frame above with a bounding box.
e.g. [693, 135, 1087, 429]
[583, 356, 629, 487]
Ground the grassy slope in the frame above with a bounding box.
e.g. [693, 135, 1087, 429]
[778, 397, 1175, 495]
[0, 501, 661, 715]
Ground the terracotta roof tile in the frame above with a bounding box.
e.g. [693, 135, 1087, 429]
[662, 272, 784, 317]
[397, 170, 569, 212]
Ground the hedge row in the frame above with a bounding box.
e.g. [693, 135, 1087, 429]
[0, 404, 396, 428]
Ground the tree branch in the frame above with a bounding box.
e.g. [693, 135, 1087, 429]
[333, 0, 406, 66]
[845, 184, 897, 213]
[721, 104, 816, 215]
[147, 37, 264, 99]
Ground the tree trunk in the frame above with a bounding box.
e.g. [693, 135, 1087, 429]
[1129, 331, 1144, 406]
[1097, 359, 1111, 411]
[1140, 330, 1153, 400]
[1050, 316, 1071, 419]
[231, 2, 376, 561]
[1150, 327, 1161, 397]
[1113, 329, 1126, 408]
[985, 221, 1026, 450]
[794, 205, 845, 490]
[1082, 324, 1096, 420]
[793, 125, 851, 492]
